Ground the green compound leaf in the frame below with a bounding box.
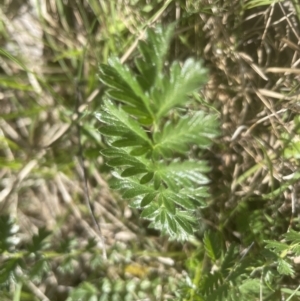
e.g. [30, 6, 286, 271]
[141, 204, 159, 219]
[166, 214, 177, 235]
[154, 111, 219, 157]
[28, 227, 52, 253]
[121, 167, 148, 177]
[180, 187, 209, 207]
[141, 192, 158, 207]
[175, 216, 194, 235]
[0, 257, 22, 285]
[164, 191, 195, 210]
[102, 148, 148, 171]
[284, 229, 300, 243]
[292, 244, 300, 256]
[154, 59, 208, 119]
[99, 62, 144, 109]
[110, 173, 154, 194]
[154, 172, 161, 190]
[100, 148, 126, 157]
[98, 125, 128, 137]
[137, 24, 175, 88]
[123, 187, 151, 198]
[96, 24, 219, 241]
[159, 210, 167, 229]
[155, 160, 210, 190]
[130, 146, 149, 157]
[106, 90, 144, 111]
[140, 172, 154, 184]
[221, 244, 238, 277]
[106, 57, 153, 116]
[203, 231, 222, 262]
[122, 105, 151, 119]
[277, 258, 294, 276]
[264, 240, 289, 253]
[103, 100, 152, 145]
[107, 157, 145, 168]
[162, 195, 176, 215]
[112, 137, 145, 147]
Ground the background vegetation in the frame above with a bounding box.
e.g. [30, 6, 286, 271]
[1, 0, 300, 300]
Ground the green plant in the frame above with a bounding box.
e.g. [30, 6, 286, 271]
[0, 215, 103, 300]
[96, 24, 219, 240]
[179, 229, 300, 301]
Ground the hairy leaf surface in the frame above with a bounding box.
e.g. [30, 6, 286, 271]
[96, 25, 219, 240]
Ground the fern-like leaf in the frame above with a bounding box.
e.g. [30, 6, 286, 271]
[155, 160, 210, 189]
[154, 60, 208, 118]
[204, 231, 222, 262]
[105, 100, 150, 143]
[96, 25, 219, 240]
[154, 111, 218, 157]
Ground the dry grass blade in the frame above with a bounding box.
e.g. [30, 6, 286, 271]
[259, 88, 300, 100]
[266, 67, 300, 74]
[238, 52, 269, 80]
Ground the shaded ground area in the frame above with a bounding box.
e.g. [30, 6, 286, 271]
[1, 0, 300, 300]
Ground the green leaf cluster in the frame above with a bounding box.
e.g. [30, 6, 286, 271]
[182, 232, 272, 301]
[264, 229, 300, 277]
[0, 220, 103, 294]
[67, 276, 177, 301]
[96, 25, 219, 240]
[181, 230, 300, 300]
[199, 238, 250, 301]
